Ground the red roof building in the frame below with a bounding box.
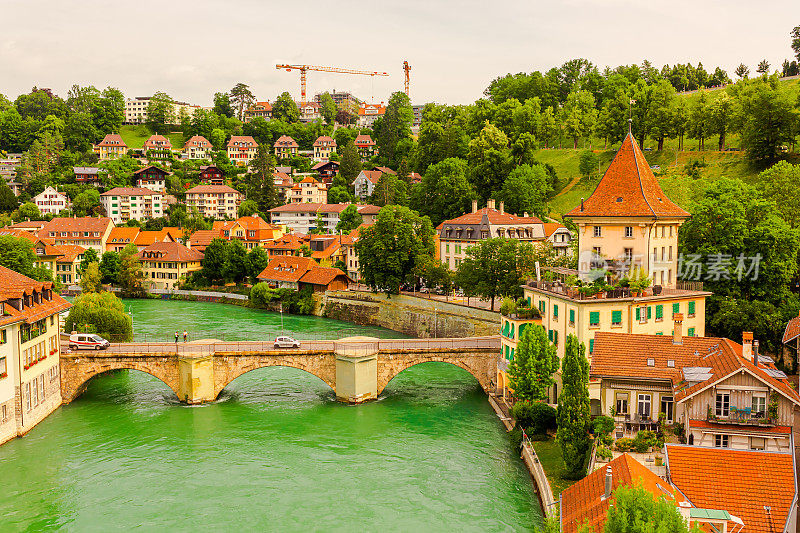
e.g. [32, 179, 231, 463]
[183, 135, 213, 159]
[273, 135, 299, 159]
[226, 136, 258, 166]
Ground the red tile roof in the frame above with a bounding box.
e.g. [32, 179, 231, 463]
[257, 256, 318, 283]
[354, 134, 375, 147]
[185, 184, 242, 195]
[370, 166, 396, 175]
[54, 244, 85, 263]
[188, 229, 221, 248]
[133, 229, 179, 247]
[133, 165, 170, 178]
[142, 135, 172, 150]
[688, 419, 792, 435]
[184, 135, 211, 149]
[137, 241, 204, 262]
[441, 207, 543, 226]
[561, 453, 684, 533]
[100, 187, 161, 197]
[274, 135, 299, 148]
[107, 227, 140, 245]
[0, 265, 71, 326]
[299, 266, 349, 286]
[313, 136, 336, 147]
[565, 134, 689, 219]
[227, 135, 258, 148]
[665, 445, 796, 533]
[782, 314, 800, 344]
[38, 217, 112, 239]
[96, 134, 127, 147]
[357, 170, 383, 185]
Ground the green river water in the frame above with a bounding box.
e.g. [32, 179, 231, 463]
[0, 299, 543, 532]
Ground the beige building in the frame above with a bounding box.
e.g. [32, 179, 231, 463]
[183, 135, 213, 159]
[227, 136, 258, 166]
[288, 177, 327, 204]
[312, 136, 336, 162]
[124, 97, 202, 125]
[92, 134, 128, 160]
[0, 267, 70, 446]
[54, 245, 85, 286]
[33, 186, 69, 216]
[274, 135, 299, 159]
[244, 101, 272, 123]
[185, 184, 243, 220]
[100, 187, 163, 225]
[138, 241, 204, 290]
[38, 217, 114, 253]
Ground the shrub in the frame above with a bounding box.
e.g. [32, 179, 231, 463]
[615, 437, 635, 452]
[592, 415, 615, 436]
[511, 401, 557, 435]
[500, 297, 516, 316]
[65, 291, 132, 342]
[634, 430, 658, 453]
[596, 445, 613, 460]
[601, 434, 614, 446]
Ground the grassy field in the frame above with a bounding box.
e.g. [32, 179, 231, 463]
[118, 125, 186, 150]
[531, 438, 577, 498]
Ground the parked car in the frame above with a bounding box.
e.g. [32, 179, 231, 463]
[68, 333, 110, 350]
[273, 336, 301, 349]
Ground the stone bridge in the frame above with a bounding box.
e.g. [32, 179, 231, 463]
[60, 337, 500, 404]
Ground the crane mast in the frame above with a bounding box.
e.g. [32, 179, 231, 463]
[276, 64, 389, 103]
[403, 61, 411, 97]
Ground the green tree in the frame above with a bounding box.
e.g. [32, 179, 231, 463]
[467, 122, 513, 201]
[245, 145, 278, 212]
[79, 248, 99, 275]
[245, 246, 269, 283]
[556, 334, 591, 479]
[708, 92, 733, 151]
[80, 262, 102, 293]
[336, 204, 363, 233]
[0, 235, 37, 276]
[99, 251, 121, 285]
[209, 128, 227, 150]
[507, 325, 559, 402]
[757, 59, 770, 74]
[272, 92, 299, 123]
[223, 239, 248, 283]
[454, 238, 535, 310]
[733, 76, 798, 165]
[734, 63, 750, 80]
[409, 157, 477, 227]
[18, 202, 40, 221]
[578, 150, 599, 179]
[338, 140, 361, 182]
[318, 92, 337, 124]
[355, 206, 435, 295]
[65, 291, 132, 342]
[327, 186, 353, 204]
[792, 26, 800, 61]
[64, 111, 100, 152]
[370, 172, 407, 207]
[238, 199, 259, 217]
[421, 258, 453, 293]
[118, 243, 147, 297]
[72, 189, 101, 217]
[230, 83, 256, 121]
[0, 181, 19, 212]
[687, 89, 711, 150]
[308, 212, 327, 234]
[202, 238, 229, 283]
[146, 92, 175, 134]
[496, 164, 552, 219]
[375, 91, 414, 167]
[603, 484, 695, 533]
[213, 92, 234, 118]
[560, 89, 597, 148]
[647, 79, 677, 151]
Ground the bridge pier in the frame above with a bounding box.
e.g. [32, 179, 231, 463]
[179, 353, 215, 404]
[334, 337, 379, 403]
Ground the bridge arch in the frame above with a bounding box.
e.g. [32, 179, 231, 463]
[377, 353, 493, 395]
[61, 358, 181, 403]
[212, 354, 337, 399]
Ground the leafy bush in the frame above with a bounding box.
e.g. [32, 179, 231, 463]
[512, 401, 556, 435]
[596, 445, 613, 460]
[615, 437, 635, 452]
[601, 434, 614, 446]
[592, 415, 615, 436]
[634, 430, 659, 453]
[249, 284, 317, 315]
[65, 291, 132, 342]
[500, 297, 516, 316]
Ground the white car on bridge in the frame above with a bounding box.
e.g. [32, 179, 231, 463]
[69, 333, 110, 350]
[273, 336, 301, 349]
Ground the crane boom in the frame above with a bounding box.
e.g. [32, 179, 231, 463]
[275, 64, 389, 103]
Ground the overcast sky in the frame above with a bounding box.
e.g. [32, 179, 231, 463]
[1, 0, 797, 107]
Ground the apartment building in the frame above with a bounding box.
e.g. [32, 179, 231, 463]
[212, 215, 283, 250]
[0, 267, 71, 446]
[185, 184, 243, 220]
[288, 177, 327, 204]
[312, 136, 336, 163]
[134, 165, 170, 192]
[33, 187, 69, 215]
[357, 102, 386, 127]
[226, 136, 258, 166]
[268, 203, 380, 234]
[352, 170, 383, 200]
[92, 134, 128, 160]
[183, 136, 213, 159]
[38, 217, 114, 252]
[274, 136, 299, 159]
[243, 101, 272, 123]
[55, 245, 85, 286]
[137, 241, 204, 290]
[124, 97, 203, 125]
[100, 187, 163, 224]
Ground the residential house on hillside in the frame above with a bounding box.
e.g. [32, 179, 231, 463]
[142, 135, 172, 160]
[33, 187, 69, 216]
[199, 165, 225, 185]
[100, 187, 163, 225]
[212, 215, 283, 250]
[308, 234, 344, 267]
[354, 134, 376, 160]
[105, 227, 140, 252]
[73, 167, 102, 186]
[268, 203, 380, 234]
[340, 226, 370, 282]
[134, 165, 169, 192]
[0, 267, 71, 446]
[93, 134, 128, 160]
[312, 136, 336, 163]
[133, 228, 181, 251]
[244, 101, 272, 123]
[357, 103, 385, 127]
[264, 233, 308, 257]
[274, 136, 299, 159]
[298, 101, 321, 122]
[256, 256, 349, 291]
[227, 136, 258, 166]
[38, 217, 114, 252]
[188, 229, 221, 253]
[274, 171, 294, 203]
[311, 161, 339, 181]
[185, 184, 243, 220]
[55, 245, 85, 285]
[137, 241, 203, 290]
[0, 229, 62, 273]
[8, 221, 48, 234]
[183, 136, 213, 159]
[352, 170, 383, 200]
[369, 166, 395, 175]
[288, 177, 327, 204]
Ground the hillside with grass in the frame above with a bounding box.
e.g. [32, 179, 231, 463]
[118, 125, 186, 150]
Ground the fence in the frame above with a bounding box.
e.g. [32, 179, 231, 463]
[521, 429, 557, 518]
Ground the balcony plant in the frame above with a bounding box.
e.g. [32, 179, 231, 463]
[0, 372, 7, 379]
[768, 393, 779, 422]
[706, 405, 718, 421]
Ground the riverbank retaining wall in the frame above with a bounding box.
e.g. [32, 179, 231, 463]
[318, 291, 500, 339]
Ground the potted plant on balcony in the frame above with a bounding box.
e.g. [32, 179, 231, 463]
[767, 393, 779, 423]
[628, 267, 652, 297]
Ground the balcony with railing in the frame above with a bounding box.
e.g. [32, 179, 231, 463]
[706, 404, 776, 427]
[525, 278, 707, 302]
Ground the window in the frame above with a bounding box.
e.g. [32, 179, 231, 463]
[552, 331, 558, 345]
[569, 309, 575, 326]
[25, 383, 31, 411]
[647, 358, 655, 366]
[611, 310, 622, 326]
[749, 437, 766, 450]
[636, 306, 648, 323]
[0, 356, 5, 377]
[637, 394, 652, 418]
[688, 301, 696, 317]
[589, 311, 599, 327]
[715, 393, 730, 417]
[751, 395, 766, 416]
[593, 226, 602, 237]
[553, 305, 558, 319]
[714, 434, 729, 448]
[672, 303, 679, 316]
[624, 226, 633, 238]
[623, 248, 633, 263]
[655, 305, 663, 321]
[687, 327, 695, 337]
[589, 339, 594, 354]
[615, 393, 629, 415]
[592, 246, 601, 257]
[539, 301, 545, 314]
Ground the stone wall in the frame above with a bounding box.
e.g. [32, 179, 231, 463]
[319, 291, 500, 339]
[212, 352, 337, 399]
[376, 349, 497, 393]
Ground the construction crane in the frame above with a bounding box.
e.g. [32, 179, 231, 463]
[403, 61, 411, 97]
[275, 64, 389, 103]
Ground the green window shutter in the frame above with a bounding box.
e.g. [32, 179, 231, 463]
[612, 310, 622, 324]
[569, 309, 575, 323]
[589, 311, 599, 325]
[647, 306, 652, 319]
[553, 331, 558, 345]
[527, 296, 531, 306]
[673, 303, 679, 315]
[510, 323, 515, 339]
[589, 339, 594, 353]
[656, 305, 663, 319]
[688, 327, 695, 337]
[656, 332, 663, 335]
[688, 301, 696, 314]
[510, 348, 515, 360]
[548, 329, 553, 341]
[553, 304, 558, 317]
[635, 307, 641, 320]
[518, 324, 526, 338]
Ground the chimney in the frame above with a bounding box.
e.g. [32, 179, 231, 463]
[499, 201, 505, 214]
[673, 313, 684, 345]
[603, 467, 613, 500]
[523, 212, 529, 218]
[580, 198, 585, 212]
[487, 199, 495, 210]
[742, 331, 753, 361]
[472, 200, 478, 213]
[753, 339, 760, 367]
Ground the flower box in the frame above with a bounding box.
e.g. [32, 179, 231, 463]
[0, 372, 7, 379]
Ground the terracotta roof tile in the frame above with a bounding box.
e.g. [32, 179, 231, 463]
[185, 184, 242, 195]
[184, 135, 211, 149]
[688, 419, 792, 435]
[142, 135, 172, 150]
[312, 136, 336, 147]
[137, 241, 203, 262]
[354, 134, 375, 146]
[100, 187, 161, 196]
[665, 445, 796, 533]
[54, 244, 85, 263]
[782, 314, 800, 344]
[273, 135, 299, 148]
[299, 266, 349, 286]
[188, 229, 221, 247]
[227, 135, 258, 148]
[441, 207, 543, 226]
[133, 165, 171, 177]
[96, 134, 127, 147]
[107, 227, 140, 244]
[38, 217, 112, 239]
[257, 256, 318, 283]
[566, 134, 689, 219]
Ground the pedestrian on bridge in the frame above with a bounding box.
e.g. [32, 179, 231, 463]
[175, 331, 179, 343]
[183, 330, 188, 343]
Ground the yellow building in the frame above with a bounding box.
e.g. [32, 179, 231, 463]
[497, 307, 543, 402]
[137, 241, 204, 290]
[54, 245, 85, 286]
[92, 134, 129, 160]
[504, 133, 709, 405]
